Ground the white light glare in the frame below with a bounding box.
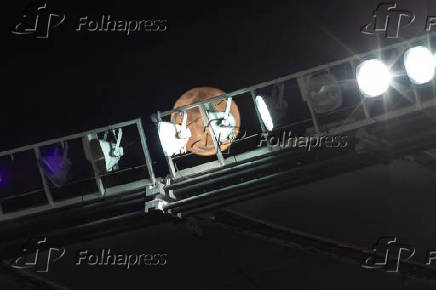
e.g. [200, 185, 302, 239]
[356, 59, 392, 97]
[404, 46, 435, 85]
[207, 111, 236, 142]
[255, 95, 273, 131]
[158, 122, 191, 156]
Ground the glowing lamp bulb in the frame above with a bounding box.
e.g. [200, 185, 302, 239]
[356, 59, 392, 97]
[404, 46, 435, 85]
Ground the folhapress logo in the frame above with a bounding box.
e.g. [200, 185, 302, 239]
[12, 2, 168, 39]
[361, 3, 415, 38]
[361, 237, 415, 272]
[11, 237, 65, 273]
[12, 2, 65, 39]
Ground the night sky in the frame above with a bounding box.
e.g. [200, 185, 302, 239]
[5, 0, 435, 151]
[3, 0, 436, 289]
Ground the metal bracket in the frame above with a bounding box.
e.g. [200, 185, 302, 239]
[145, 199, 168, 213]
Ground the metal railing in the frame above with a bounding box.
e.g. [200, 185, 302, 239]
[0, 118, 155, 221]
[154, 32, 436, 179]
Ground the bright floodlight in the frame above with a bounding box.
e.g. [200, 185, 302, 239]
[158, 122, 191, 156]
[356, 59, 392, 97]
[255, 95, 273, 131]
[208, 111, 237, 142]
[404, 46, 435, 84]
[88, 129, 124, 174]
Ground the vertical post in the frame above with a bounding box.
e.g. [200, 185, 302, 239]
[297, 76, 321, 135]
[136, 119, 156, 185]
[166, 156, 177, 180]
[199, 103, 225, 165]
[223, 96, 233, 122]
[34, 147, 55, 207]
[156, 112, 177, 179]
[82, 136, 105, 196]
[411, 84, 422, 109]
[361, 98, 371, 120]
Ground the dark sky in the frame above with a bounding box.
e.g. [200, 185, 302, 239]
[3, 0, 436, 289]
[4, 0, 436, 151]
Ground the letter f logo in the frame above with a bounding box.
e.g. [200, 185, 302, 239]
[11, 237, 65, 272]
[361, 3, 415, 38]
[12, 1, 65, 39]
[362, 237, 415, 272]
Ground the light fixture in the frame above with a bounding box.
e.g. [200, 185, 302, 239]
[208, 111, 237, 142]
[255, 95, 274, 131]
[207, 97, 237, 142]
[88, 129, 124, 173]
[158, 111, 191, 156]
[307, 73, 343, 113]
[404, 46, 435, 85]
[39, 143, 71, 187]
[356, 59, 392, 97]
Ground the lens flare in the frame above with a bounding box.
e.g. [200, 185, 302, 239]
[356, 59, 392, 97]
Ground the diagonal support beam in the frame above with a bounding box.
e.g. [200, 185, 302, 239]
[0, 261, 68, 290]
[210, 210, 436, 285]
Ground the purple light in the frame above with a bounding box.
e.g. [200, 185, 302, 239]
[0, 167, 10, 188]
[42, 147, 67, 174]
[40, 145, 71, 188]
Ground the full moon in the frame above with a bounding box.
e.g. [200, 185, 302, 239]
[172, 87, 240, 156]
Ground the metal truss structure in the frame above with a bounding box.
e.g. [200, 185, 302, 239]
[2, 32, 436, 285]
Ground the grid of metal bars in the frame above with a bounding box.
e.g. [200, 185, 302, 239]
[155, 32, 436, 178]
[0, 118, 155, 221]
[2, 32, 436, 219]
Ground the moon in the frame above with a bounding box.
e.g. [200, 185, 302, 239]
[172, 87, 240, 156]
